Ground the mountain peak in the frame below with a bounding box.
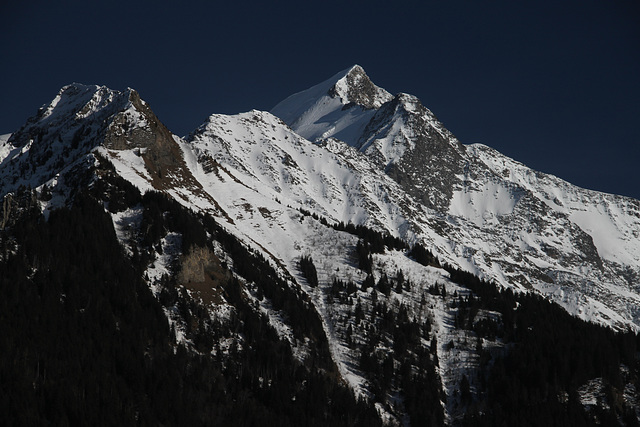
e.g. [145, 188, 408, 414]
[0, 83, 183, 198]
[34, 83, 132, 126]
[271, 66, 393, 144]
[328, 65, 392, 109]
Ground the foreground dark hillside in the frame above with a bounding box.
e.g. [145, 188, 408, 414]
[0, 188, 380, 426]
[2, 182, 640, 426]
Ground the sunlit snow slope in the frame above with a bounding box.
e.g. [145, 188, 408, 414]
[271, 66, 640, 330]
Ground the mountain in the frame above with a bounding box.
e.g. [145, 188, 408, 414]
[1, 69, 640, 425]
[273, 65, 640, 330]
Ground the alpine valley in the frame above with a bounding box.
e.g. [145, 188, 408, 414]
[2, 66, 640, 426]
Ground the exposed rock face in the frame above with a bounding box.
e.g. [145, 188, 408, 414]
[328, 65, 392, 109]
[103, 89, 193, 191]
[357, 93, 467, 210]
[104, 90, 178, 167]
[177, 245, 219, 285]
[0, 190, 38, 229]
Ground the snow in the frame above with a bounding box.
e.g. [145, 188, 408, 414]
[272, 65, 365, 122]
[269, 66, 640, 333]
[96, 146, 156, 194]
[358, 111, 413, 167]
[0, 134, 12, 156]
[0, 134, 18, 170]
[271, 65, 392, 146]
[569, 201, 638, 265]
[183, 109, 414, 238]
[146, 232, 182, 285]
[468, 143, 640, 267]
[111, 207, 144, 257]
[448, 178, 519, 227]
[42, 83, 127, 124]
[578, 378, 609, 410]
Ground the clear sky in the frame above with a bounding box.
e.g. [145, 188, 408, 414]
[1, 1, 639, 199]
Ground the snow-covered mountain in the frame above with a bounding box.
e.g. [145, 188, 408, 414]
[2, 68, 640, 425]
[272, 65, 640, 330]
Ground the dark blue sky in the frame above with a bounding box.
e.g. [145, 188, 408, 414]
[1, 1, 639, 199]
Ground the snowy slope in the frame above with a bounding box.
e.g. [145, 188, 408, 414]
[272, 65, 393, 146]
[270, 66, 640, 330]
[468, 143, 640, 267]
[184, 109, 419, 234]
[0, 134, 12, 162]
